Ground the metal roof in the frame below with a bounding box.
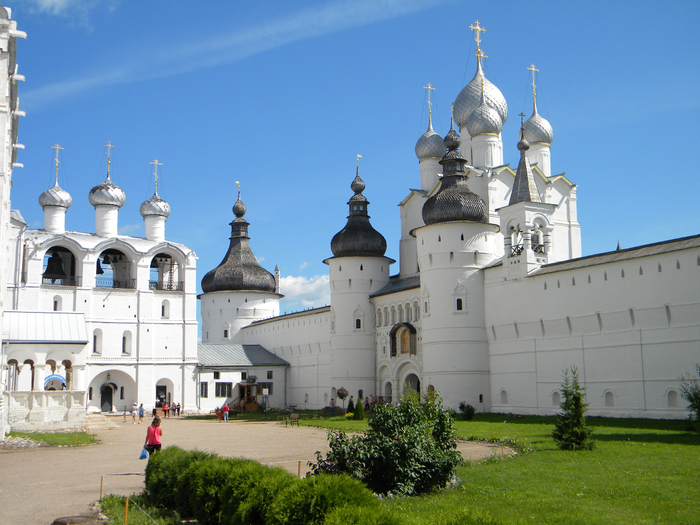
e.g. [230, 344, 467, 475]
[3, 311, 88, 344]
[531, 234, 700, 276]
[370, 275, 421, 298]
[197, 344, 289, 368]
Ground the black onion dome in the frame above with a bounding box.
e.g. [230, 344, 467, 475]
[330, 168, 387, 258]
[422, 121, 488, 225]
[201, 191, 276, 294]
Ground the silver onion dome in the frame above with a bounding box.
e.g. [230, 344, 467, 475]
[140, 193, 171, 218]
[523, 103, 553, 145]
[89, 176, 126, 208]
[39, 180, 72, 209]
[466, 90, 503, 137]
[453, 61, 508, 130]
[415, 120, 445, 160]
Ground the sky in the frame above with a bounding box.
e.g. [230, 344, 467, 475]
[6, 0, 700, 319]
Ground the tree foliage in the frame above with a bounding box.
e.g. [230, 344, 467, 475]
[309, 391, 462, 495]
[679, 364, 700, 426]
[551, 366, 595, 450]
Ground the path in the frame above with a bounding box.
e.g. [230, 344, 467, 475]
[0, 417, 508, 525]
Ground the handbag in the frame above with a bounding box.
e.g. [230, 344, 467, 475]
[139, 447, 148, 460]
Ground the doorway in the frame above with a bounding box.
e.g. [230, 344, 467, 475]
[100, 384, 113, 412]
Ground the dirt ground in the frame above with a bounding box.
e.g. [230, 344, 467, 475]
[0, 417, 510, 525]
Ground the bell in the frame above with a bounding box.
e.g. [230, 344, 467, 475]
[103, 254, 111, 265]
[42, 252, 67, 283]
[96, 259, 104, 275]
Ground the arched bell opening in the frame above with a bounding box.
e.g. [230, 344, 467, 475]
[149, 253, 182, 291]
[42, 246, 77, 286]
[96, 249, 134, 289]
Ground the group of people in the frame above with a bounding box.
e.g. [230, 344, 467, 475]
[216, 404, 231, 422]
[131, 403, 145, 424]
[154, 398, 181, 417]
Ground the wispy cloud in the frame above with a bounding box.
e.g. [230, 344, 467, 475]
[23, 0, 120, 28]
[299, 261, 309, 271]
[279, 274, 330, 312]
[23, 0, 449, 109]
[117, 222, 142, 236]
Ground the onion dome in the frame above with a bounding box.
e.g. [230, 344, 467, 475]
[39, 180, 72, 209]
[422, 121, 488, 225]
[466, 87, 503, 137]
[509, 131, 542, 205]
[522, 101, 553, 145]
[330, 167, 387, 258]
[140, 192, 171, 218]
[415, 115, 444, 160]
[89, 173, 126, 208]
[201, 190, 276, 294]
[453, 61, 508, 130]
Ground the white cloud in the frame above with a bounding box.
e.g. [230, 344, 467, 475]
[24, 0, 120, 28]
[23, 0, 449, 109]
[279, 274, 330, 312]
[117, 222, 142, 236]
[298, 261, 309, 271]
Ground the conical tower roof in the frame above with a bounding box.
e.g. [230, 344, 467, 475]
[201, 190, 276, 294]
[509, 130, 542, 205]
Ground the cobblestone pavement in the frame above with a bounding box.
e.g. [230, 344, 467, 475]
[0, 417, 506, 525]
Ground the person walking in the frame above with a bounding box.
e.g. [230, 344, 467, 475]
[138, 403, 145, 424]
[144, 416, 163, 456]
[162, 402, 169, 418]
[131, 402, 138, 424]
[222, 404, 230, 422]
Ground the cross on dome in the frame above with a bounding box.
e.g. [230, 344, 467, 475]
[528, 63, 539, 104]
[104, 141, 114, 179]
[150, 159, 163, 194]
[51, 143, 63, 184]
[469, 20, 488, 66]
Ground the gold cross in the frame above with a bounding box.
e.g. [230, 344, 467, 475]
[104, 141, 114, 179]
[469, 20, 487, 53]
[51, 143, 63, 183]
[150, 159, 163, 194]
[527, 63, 539, 103]
[424, 83, 436, 123]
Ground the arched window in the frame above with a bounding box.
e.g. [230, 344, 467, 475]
[376, 309, 382, 327]
[552, 391, 560, 406]
[413, 301, 420, 321]
[604, 391, 615, 407]
[383, 307, 389, 327]
[53, 295, 62, 312]
[122, 331, 132, 355]
[42, 246, 78, 286]
[93, 329, 103, 354]
[161, 299, 170, 319]
[500, 390, 508, 405]
[149, 253, 182, 291]
[667, 390, 679, 407]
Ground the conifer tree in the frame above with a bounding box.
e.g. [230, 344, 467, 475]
[346, 396, 354, 415]
[353, 399, 365, 420]
[552, 366, 595, 450]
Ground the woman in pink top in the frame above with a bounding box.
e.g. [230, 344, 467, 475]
[144, 416, 163, 456]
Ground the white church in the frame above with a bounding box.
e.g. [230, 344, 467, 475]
[1, 11, 699, 433]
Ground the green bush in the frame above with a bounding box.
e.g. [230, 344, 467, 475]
[458, 402, 476, 421]
[552, 366, 595, 450]
[217, 460, 278, 525]
[266, 473, 377, 525]
[679, 363, 700, 426]
[309, 391, 462, 495]
[144, 446, 212, 511]
[233, 466, 298, 525]
[353, 400, 365, 420]
[323, 504, 403, 525]
[347, 397, 355, 414]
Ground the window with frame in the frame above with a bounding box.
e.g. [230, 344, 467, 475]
[215, 382, 232, 397]
[241, 372, 247, 380]
[259, 382, 273, 395]
[200, 382, 208, 398]
[267, 371, 273, 380]
[214, 371, 220, 379]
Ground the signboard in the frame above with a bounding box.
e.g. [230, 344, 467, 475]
[44, 374, 66, 386]
[262, 388, 269, 396]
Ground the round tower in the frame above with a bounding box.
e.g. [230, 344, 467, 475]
[415, 122, 499, 410]
[324, 163, 393, 404]
[88, 145, 125, 238]
[39, 145, 71, 234]
[199, 187, 281, 344]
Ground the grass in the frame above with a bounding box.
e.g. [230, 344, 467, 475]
[306, 413, 700, 524]
[100, 494, 181, 525]
[9, 430, 98, 447]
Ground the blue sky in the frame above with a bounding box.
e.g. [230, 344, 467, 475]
[7, 0, 700, 315]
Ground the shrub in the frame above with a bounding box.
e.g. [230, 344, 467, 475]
[458, 402, 476, 421]
[323, 504, 404, 525]
[233, 466, 298, 525]
[144, 446, 212, 510]
[266, 473, 377, 525]
[354, 401, 365, 420]
[552, 366, 595, 450]
[679, 364, 700, 426]
[347, 397, 355, 414]
[309, 391, 462, 495]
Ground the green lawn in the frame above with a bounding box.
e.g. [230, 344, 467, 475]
[9, 431, 98, 447]
[306, 413, 700, 524]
